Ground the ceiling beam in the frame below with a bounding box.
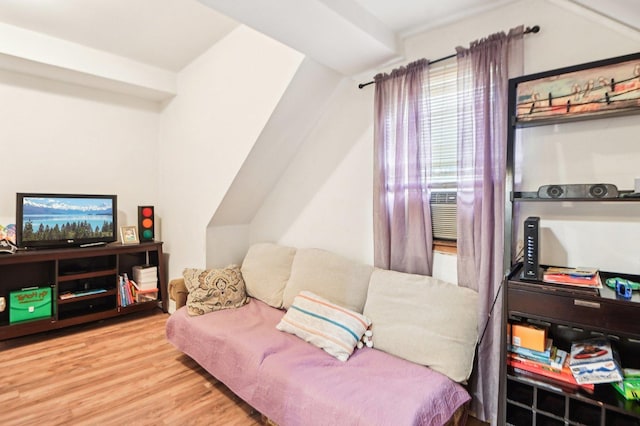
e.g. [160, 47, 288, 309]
[198, 0, 401, 75]
[0, 22, 176, 101]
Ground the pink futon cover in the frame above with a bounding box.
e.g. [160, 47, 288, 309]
[166, 298, 470, 426]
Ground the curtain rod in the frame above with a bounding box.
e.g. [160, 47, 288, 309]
[357, 25, 540, 89]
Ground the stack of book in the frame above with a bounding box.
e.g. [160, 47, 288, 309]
[118, 274, 136, 307]
[508, 323, 594, 393]
[132, 265, 158, 290]
[542, 266, 602, 292]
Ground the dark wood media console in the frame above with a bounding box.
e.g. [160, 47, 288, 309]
[505, 265, 640, 425]
[0, 241, 166, 340]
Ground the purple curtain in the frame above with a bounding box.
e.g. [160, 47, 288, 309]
[455, 27, 524, 423]
[373, 59, 433, 276]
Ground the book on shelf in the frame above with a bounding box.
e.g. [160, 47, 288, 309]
[508, 348, 568, 374]
[509, 338, 553, 364]
[545, 266, 598, 277]
[59, 288, 107, 300]
[133, 265, 157, 279]
[136, 280, 157, 291]
[131, 278, 157, 291]
[551, 348, 568, 371]
[612, 368, 640, 400]
[118, 275, 128, 306]
[510, 322, 547, 352]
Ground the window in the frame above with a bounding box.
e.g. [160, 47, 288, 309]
[428, 59, 458, 242]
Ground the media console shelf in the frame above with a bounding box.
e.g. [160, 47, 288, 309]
[505, 266, 640, 425]
[0, 241, 166, 340]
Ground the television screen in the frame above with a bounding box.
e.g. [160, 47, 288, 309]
[16, 193, 117, 249]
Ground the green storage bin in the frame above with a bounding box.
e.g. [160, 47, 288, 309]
[9, 287, 52, 324]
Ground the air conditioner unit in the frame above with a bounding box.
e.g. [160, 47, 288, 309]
[430, 191, 457, 240]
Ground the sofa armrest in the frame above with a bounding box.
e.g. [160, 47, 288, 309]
[168, 278, 188, 310]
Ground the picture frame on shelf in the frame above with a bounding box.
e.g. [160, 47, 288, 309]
[120, 226, 139, 245]
[512, 52, 640, 126]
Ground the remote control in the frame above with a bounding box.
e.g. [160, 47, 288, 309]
[80, 242, 107, 248]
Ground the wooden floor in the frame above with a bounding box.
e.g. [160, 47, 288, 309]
[0, 310, 488, 426]
[0, 310, 262, 426]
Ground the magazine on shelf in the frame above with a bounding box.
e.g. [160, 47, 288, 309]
[542, 266, 603, 289]
[569, 337, 623, 384]
[509, 364, 595, 394]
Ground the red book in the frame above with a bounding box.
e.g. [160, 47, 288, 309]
[508, 352, 561, 374]
[508, 356, 595, 392]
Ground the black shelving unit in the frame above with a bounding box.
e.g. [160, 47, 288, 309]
[501, 52, 640, 425]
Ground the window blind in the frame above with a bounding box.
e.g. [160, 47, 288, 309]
[428, 59, 458, 189]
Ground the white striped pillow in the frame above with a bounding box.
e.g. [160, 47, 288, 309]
[276, 291, 371, 361]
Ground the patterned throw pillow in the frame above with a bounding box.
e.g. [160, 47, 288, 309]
[183, 266, 249, 316]
[276, 291, 371, 361]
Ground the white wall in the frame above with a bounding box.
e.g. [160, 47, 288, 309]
[0, 68, 160, 233]
[516, 115, 640, 274]
[245, 0, 640, 280]
[157, 25, 304, 278]
[249, 78, 374, 263]
[205, 58, 344, 268]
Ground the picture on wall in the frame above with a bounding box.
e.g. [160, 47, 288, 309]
[514, 52, 640, 124]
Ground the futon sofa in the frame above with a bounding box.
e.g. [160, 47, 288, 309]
[166, 243, 479, 426]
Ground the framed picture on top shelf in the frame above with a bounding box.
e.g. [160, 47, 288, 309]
[120, 226, 139, 245]
[511, 51, 640, 126]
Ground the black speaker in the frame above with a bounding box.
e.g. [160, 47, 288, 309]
[523, 216, 540, 281]
[586, 183, 618, 198]
[537, 183, 618, 199]
[138, 206, 155, 242]
[539, 184, 566, 199]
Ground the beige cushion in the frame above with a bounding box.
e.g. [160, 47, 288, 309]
[363, 268, 478, 382]
[183, 266, 249, 316]
[240, 243, 296, 308]
[283, 248, 373, 313]
[276, 291, 371, 361]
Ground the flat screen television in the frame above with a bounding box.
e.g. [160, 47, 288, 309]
[16, 193, 117, 249]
